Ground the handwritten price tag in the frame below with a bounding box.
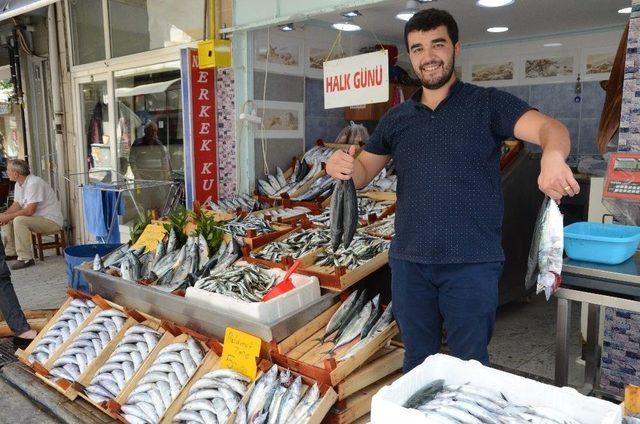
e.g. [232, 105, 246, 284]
[131, 223, 167, 252]
[220, 327, 261, 380]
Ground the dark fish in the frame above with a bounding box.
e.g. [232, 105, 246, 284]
[330, 181, 345, 251]
[403, 379, 445, 409]
[342, 179, 358, 249]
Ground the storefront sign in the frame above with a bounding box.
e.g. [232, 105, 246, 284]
[323, 50, 389, 109]
[221, 327, 261, 379]
[182, 49, 219, 207]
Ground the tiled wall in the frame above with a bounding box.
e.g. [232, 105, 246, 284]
[305, 78, 351, 150]
[496, 81, 606, 158]
[619, 0, 640, 151]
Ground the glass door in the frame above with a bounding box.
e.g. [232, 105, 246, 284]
[75, 74, 115, 183]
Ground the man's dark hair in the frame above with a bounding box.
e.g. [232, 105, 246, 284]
[404, 9, 459, 52]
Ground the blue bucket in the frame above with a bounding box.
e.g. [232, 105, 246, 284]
[64, 244, 121, 293]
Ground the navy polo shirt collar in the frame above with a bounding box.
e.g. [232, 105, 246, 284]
[410, 79, 464, 110]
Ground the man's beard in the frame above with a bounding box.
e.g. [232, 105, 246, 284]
[416, 56, 455, 90]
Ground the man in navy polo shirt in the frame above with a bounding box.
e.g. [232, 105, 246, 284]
[326, 9, 580, 372]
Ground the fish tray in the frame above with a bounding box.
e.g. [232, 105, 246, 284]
[243, 225, 325, 271]
[359, 191, 396, 203]
[75, 308, 170, 418]
[358, 201, 395, 227]
[361, 217, 395, 241]
[324, 371, 403, 424]
[269, 301, 399, 387]
[297, 248, 390, 292]
[31, 296, 130, 400]
[160, 352, 261, 424]
[16, 289, 98, 368]
[108, 323, 221, 423]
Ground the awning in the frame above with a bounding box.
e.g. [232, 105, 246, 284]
[115, 78, 180, 98]
[0, 0, 59, 22]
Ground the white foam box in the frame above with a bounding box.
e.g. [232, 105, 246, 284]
[370, 354, 621, 424]
[185, 262, 321, 323]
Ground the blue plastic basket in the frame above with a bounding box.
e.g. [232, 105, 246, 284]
[564, 222, 640, 265]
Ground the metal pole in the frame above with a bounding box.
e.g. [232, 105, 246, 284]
[47, 5, 69, 230]
[555, 297, 571, 387]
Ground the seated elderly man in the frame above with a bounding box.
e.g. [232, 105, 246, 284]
[0, 159, 63, 270]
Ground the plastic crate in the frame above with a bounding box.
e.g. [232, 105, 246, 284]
[564, 222, 640, 265]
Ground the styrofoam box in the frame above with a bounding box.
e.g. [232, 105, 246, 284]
[185, 262, 321, 323]
[370, 354, 621, 424]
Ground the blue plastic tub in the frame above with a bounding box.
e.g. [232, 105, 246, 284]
[564, 222, 640, 265]
[64, 244, 121, 293]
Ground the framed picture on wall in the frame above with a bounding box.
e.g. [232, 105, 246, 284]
[254, 33, 304, 75]
[522, 53, 577, 83]
[471, 60, 515, 83]
[581, 47, 616, 81]
[255, 101, 304, 139]
[306, 44, 348, 79]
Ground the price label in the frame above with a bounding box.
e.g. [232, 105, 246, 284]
[131, 223, 167, 252]
[220, 327, 261, 380]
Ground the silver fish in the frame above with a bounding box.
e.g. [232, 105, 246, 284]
[167, 228, 177, 252]
[275, 376, 302, 424]
[322, 290, 359, 342]
[331, 301, 373, 353]
[285, 383, 319, 424]
[198, 234, 209, 271]
[92, 254, 104, 272]
[247, 365, 278, 419]
[121, 258, 134, 282]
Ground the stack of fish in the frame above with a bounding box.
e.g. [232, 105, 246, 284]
[206, 195, 260, 213]
[257, 162, 323, 199]
[28, 299, 97, 364]
[357, 198, 392, 222]
[251, 206, 311, 221]
[172, 368, 251, 423]
[246, 365, 321, 424]
[403, 380, 581, 423]
[49, 308, 127, 382]
[121, 337, 205, 424]
[85, 324, 162, 403]
[364, 214, 395, 239]
[318, 290, 394, 361]
[330, 179, 358, 251]
[289, 175, 335, 202]
[307, 209, 330, 227]
[250, 229, 331, 263]
[314, 234, 390, 270]
[359, 168, 397, 193]
[94, 231, 241, 294]
[224, 216, 275, 238]
[193, 263, 276, 302]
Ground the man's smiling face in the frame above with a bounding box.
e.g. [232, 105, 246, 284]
[407, 25, 460, 90]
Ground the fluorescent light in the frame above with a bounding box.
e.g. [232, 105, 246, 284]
[342, 10, 361, 18]
[396, 0, 418, 21]
[279, 23, 294, 31]
[618, 7, 632, 13]
[332, 21, 361, 31]
[477, 0, 514, 6]
[487, 26, 509, 33]
[544, 43, 563, 47]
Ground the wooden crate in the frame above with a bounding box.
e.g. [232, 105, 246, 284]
[323, 371, 402, 424]
[16, 289, 98, 368]
[335, 345, 404, 401]
[108, 324, 220, 422]
[75, 309, 169, 418]
[270, 301, 399, 387]
[297, 248, 389, 292]
[32, 296, 130, 400]
[360, 191, 396, 202]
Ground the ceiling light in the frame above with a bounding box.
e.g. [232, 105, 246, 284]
[342, 10, 361, 18]
[279, 23, 294, 32]
[487, 26, 509, 33]
[544, 43, 563, 47]
[477, 0, 515, 7]
[396, 0, 419, 21]
[618, 7, 632, 13]
[332, 18, 361, 32]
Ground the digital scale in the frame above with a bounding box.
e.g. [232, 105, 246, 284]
[603, 152, 640, 200]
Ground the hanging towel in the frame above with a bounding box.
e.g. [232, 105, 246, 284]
[82, 183, 124, 244]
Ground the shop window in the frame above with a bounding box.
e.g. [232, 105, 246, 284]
[69, 0, 107, 65]
[114, 62, 183, 211]
[108, 0, 205, 58]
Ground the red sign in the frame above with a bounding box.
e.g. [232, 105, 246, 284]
[190, 49, 218, 204]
